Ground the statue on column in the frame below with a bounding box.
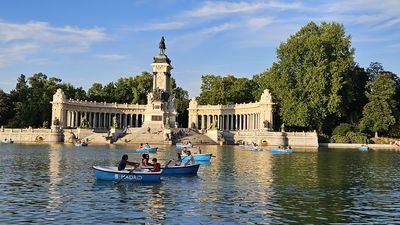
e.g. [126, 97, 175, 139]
[159, 36, 166, 55]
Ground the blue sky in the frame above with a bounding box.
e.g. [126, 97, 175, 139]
[0, 0, 399, 97]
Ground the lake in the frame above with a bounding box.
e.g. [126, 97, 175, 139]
[1, 144, 400, 224]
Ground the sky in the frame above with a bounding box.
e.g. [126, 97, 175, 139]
[0, 0, 399, 97]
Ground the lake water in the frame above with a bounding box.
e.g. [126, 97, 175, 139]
[1, 144, 400, 224]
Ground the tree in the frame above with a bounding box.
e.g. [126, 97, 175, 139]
[261, 21, 355, 131]
[197, 75, 256, 105]
[360, 71, 398, 137]
[0, 89, 12, 125]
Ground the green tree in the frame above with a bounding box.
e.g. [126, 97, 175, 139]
[0, 89, 13, 125]
[261, 21, 355, 131]
[197, 75, 256, 105]
[360, 72, 398, 137]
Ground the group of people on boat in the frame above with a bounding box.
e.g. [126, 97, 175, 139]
[139, 143, 151, 149]
[118, 151, 195, 173]
[278, 145, 292, 150]
[118, 154, 161, 172]
[2, 138, 13, 143]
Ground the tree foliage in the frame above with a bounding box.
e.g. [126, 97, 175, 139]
[259, 22, 355, 131]
[197, 75, 257, 105]
[360, 70, 398, 136]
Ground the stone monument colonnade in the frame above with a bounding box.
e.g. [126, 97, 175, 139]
[51, 37, 177, 131]
[51, 90, 146, 129]
[188, 89, 274, 131]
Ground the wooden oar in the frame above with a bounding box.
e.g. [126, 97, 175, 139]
[114, 165, 138, 184]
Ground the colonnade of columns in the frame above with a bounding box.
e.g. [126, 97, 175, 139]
[197, 113, 261, 131]
[64, 110, 144, 129]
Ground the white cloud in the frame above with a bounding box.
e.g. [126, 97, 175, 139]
[0, 43, 38, 67]
[0, 21, 107, 68]
[246, 17, 273, 29]
[184, 1, 302, 17]
[95, 54, 127, 60]
[136, 21, 185, 31]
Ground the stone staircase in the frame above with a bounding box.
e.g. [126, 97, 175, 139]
[172, 128, 217, 145]
[114, 127, 165, 144]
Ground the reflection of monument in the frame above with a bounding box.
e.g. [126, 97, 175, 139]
[143, 37, 177, 129]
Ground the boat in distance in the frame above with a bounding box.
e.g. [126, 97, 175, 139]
[135, 147, 158, 153]
[181, 153, 212, 162]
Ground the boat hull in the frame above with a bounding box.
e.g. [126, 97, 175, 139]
[93, 166, 162, 182]
[75, 143, 88, 147]
[358, 147, 369, 151]
[142, 164, 200, 175]
[135, 147, 158, 153]
[181, 153, 212, 162]
[271, 148, 293, 153]
[1, 140, 14, 144]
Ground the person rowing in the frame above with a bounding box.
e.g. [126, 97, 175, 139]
[118, 154, 139, 171]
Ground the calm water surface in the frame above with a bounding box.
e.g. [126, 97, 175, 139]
[1, 144, 400, 224]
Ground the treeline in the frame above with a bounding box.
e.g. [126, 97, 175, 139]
[0, 72, 189, 128]
[196, 22, 400, 141]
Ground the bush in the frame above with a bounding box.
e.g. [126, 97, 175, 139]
[332, 123, 355, 136]
[346, 131, 368, 143]
[330, 134, 350, 143]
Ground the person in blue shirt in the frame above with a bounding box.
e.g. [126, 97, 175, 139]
[118, 154, 139, 171]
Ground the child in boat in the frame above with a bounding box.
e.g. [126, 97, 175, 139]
[184, 151, 195, 166]
[118, 154, 139, 171]
[145, 143, 151, 148]
[173, 153, 182, 166]
[149, 158, 161, 172]
[181, 147, 188, 156]
[141, 154, 153, 167]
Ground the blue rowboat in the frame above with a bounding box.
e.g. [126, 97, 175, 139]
[271, 148, 294, 153]
[135, 147, 158, 153]
[358, 146, 369, 151]
[93, 166, 162, 182]
[181, 153, 212, 162]
[176, 144, 193, 149]
[75, 143, 88, 147]
[142, 164, 200, 175]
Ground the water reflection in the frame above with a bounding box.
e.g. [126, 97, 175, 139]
[46, 144, 63, 216]
[2, 145, 400, 224]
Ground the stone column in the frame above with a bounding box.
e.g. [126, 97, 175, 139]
[135, 114, 139, 127]
[201, 115, 205, 130]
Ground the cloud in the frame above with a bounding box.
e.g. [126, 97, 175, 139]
[95, 54, 127, 60]
[135, 21, 186, 31]
[0, 21, 107, 68]
[0, 43, 38, 67]
[246, 17, 273, 29]
[184, 1, 302, 17]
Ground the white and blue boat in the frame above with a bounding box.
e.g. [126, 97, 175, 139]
[176, 144, 193, 149]
[181, 153, 212, 162]
[135, 147, 158, 153]
[1, 139, 14, 144]
[75, 143, 88, 147]
[142, 164, 200, 175]
[271, 148, 294, 153]
[93, 166, 162, 182]
[358, 146, 369, 151]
